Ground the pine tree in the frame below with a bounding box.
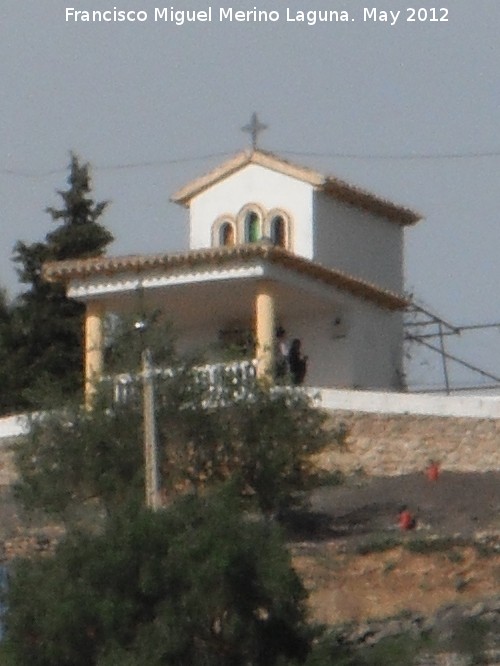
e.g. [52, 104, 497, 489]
[5, 154, 113, 412]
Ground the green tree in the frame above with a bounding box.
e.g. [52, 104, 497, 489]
[4, 154, 113, 413]
[0, 289, 17, 414]
[14, 341, 333, 520]
[3, 491, 314, 666]
[7, 319, 342, 665]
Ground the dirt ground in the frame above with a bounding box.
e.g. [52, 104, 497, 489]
[2, 471, 500, 626]
[290, 471, 500, 625]
[308, 470, 500, 540]
[294, 542, 500, 625]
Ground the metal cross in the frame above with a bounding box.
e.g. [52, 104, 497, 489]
[241, 112, 267, 151]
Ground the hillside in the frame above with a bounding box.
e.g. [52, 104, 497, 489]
[291, 471, 500, 624]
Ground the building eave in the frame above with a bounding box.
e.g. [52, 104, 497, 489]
[43, 244, 409, 311]
[170, 149, 422, 226]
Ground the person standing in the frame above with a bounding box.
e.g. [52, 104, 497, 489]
[288, 338, 307, 385]
[398, 506, 417, 530]
[426, 460, 441, 482]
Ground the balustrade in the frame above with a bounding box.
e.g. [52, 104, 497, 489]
[105, 359, 258, 406]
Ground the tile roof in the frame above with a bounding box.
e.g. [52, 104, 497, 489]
[171, 149, 421, 226]
[43, 244, 409, 311]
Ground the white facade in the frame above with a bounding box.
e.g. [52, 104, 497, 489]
[189, 164, 314, 257]
[45, 149, 419, 394]
[169, 150, 413, 389]
[183, 154, 409, 295]
[181, 154, 414, 293]
[313, 192, 404, 293]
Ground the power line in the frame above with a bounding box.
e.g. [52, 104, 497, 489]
[3, 143, 500, 180]
[96, 151, 232, 171]
[281, 149, 500, 161]
[0, 151, 233, 180]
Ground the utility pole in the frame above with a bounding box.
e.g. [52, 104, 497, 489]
[141, 348, 161, 510]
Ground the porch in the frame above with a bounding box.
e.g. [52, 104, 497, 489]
[42, 244, 406, 403]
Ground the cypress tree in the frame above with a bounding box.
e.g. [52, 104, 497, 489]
[6, 154, 113, 412]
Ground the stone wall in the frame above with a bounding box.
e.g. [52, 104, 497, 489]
[316, 411, 500, 477]
[0, 437, 18, 488]
[2, 411, 500, 485]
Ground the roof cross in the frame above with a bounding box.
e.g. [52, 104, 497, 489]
[241, 112, 267, 151]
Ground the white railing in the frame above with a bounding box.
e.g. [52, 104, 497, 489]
[108, 359, 258, 405]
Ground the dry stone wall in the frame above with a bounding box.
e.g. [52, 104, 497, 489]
[1, 411, 500, 487]
[317, 411, 500, 477]
[0, 437, 18, 488]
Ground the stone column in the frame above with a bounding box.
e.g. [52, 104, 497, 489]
[255, 282, 276, 381]
[84, 300, 104, 406]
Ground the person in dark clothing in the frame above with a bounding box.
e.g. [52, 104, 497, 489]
[288, 338, 307, 385]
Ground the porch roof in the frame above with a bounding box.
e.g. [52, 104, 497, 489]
[43, 244, 408, 311]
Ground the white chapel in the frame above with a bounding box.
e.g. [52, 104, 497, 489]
[44, 135, 421, 401]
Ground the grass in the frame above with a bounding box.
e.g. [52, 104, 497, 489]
[404, 536, 458, 554]
[383, 560, 397, 574]
[309, 615, 494, 665]
[356, 633, 433, 666]
[454, 575, 469, 592]
[354, 531, 498, 557]
[354, 534, 401, 555]
[308, 630, 436, 666]
[446, 549, 465, 564]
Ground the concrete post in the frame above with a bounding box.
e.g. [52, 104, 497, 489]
[84, 300, 104, 406]
[255, 282, 276, 381]
[142, 349, 160, 511]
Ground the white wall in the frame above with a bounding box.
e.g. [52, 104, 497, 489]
[280, 312, 353, 388]
[189, 164, 314, 257]
[313, 192, 404, 294]
[315, 387, 500, 419]
[0, 414, 29, 439]
[188, 166, 405, 297]
[348, 301, 404, 390]
[3, 389, 500, 445]
[273, 293, 403, 391]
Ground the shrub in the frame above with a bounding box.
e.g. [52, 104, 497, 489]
[3, 489, 315, 666]
[15, 370, 337, 520]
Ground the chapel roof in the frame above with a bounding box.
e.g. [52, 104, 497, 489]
[43, 244, 409, 311]
[171, 149, 421, 226]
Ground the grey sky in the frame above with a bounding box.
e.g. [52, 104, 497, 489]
[1, 1, 499, 389]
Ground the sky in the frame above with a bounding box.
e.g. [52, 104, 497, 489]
[1, 1, 499, 391]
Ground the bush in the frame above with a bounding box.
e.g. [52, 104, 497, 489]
[15, 368, 336, 520]
[3, 489, 315, 666]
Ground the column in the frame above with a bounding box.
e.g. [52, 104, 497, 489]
[255, 282, 276, 381]
[84, 300, 104, 406]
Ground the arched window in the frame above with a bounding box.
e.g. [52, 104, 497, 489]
[245, 211, 261, 243]
[270, 215, 286, 247]
[212, 216, 237, 248]
[219, 222, 235, 246]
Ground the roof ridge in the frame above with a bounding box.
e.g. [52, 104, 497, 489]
[170, 149, 421, 225]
